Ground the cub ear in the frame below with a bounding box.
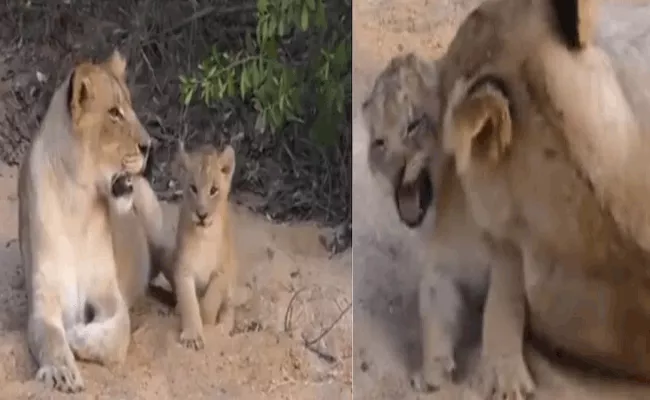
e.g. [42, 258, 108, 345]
[218, 145, 236, 181]
[550, 0, 599, 50]
[442, 77, 512, 173]
[104, 49, 127, 80]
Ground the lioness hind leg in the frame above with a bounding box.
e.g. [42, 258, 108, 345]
[28, 314, 84, 393]
[411, 270, 464, 393]
[67, 292, 131, 366]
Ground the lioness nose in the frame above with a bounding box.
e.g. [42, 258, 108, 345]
[196, 211, 208, 222]
[138, 144, 150, 156]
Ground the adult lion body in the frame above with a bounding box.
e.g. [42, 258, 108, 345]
[362, 54, 534, 398]
[437, 0, 650, 384]
[18, 51, 165, 392]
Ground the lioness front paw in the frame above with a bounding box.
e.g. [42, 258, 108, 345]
[469, 353, 535, 400]
[36, 361, 84, 393]
[410, 354, 456, 393]
[179, 329, 204, 350]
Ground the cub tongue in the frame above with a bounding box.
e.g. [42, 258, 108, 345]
[395, 179, 422, 226]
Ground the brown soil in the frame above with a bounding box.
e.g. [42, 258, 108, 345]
[352, 0, 650, 399]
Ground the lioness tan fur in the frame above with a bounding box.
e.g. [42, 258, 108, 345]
[362, 53, 534, 398]
[159, 142, 238, 351]
[18, 51, 166, 392]
[439, 0, 650, 383]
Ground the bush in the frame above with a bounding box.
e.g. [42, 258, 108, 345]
[180, 0, 351, 148]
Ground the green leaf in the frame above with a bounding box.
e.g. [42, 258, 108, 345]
[300, 5, 309, 31]
[258, 0, 268, 12]
[255, 112, 266, 133]
[182, 86, 195, 106]
[306, 0, 316, 11]
[240, 69, 248, 99]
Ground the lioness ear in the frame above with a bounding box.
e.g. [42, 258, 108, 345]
[442, 78, 512, 173]
[69, 67, 94, 118]
[104, 50, 127, 80]
[550, 0, 598, 49]
[218, 145, 236, 182]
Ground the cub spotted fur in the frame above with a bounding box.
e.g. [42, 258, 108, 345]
[18, 51, 165, 392]
[362, 53, 534, 398]
[439, 0, 650, 383]
[161, 142, 238, 350]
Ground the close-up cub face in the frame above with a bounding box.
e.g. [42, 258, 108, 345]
[175, 143, 236, 228]
[361, 53, 445, 228]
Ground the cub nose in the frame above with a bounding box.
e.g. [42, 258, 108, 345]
[196, 211, 208, 222]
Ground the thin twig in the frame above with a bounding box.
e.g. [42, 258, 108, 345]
[283, 287, 307, 334]
[303, 302, 351, 347]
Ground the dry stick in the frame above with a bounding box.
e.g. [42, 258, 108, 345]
[283, 287, 307, 334]
[302, 302, 352, 364]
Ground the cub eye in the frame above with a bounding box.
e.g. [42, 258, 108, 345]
[372, 138, 385, 149]
[189, 184, 198, 194]
[108, 107, 122, 119]
[209, 185, 218, 196]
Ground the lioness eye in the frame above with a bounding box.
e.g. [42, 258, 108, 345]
[190, 184, 198, 194]
[210, 186, 218, 196]
[407, 117, 423, 134]
[108, 107, 122, 119]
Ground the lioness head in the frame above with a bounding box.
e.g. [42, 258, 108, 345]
[67, 50, 153, 201]
[174, 142, 236, 228]
[362, 53, 444, 228]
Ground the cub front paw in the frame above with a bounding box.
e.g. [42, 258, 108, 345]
[410, 353, 456, 393]
[469, 353, 535, 400]
[36, 362, 84, 393]
[179, 329, 204, 350]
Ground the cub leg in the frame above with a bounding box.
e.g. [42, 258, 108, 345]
[200, 273, 234, 334]
[410, 269, 464, 393]
[28, 302, 84, 393]
[470, 243, 535, 399]
[175, 268, 204, 350]
[67, 288, 131, 365]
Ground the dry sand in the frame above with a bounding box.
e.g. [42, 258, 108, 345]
[0, 163, 352, 399]
[352, 0, 650, 399]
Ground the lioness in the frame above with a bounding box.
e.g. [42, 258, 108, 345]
[18, 50, 166, 392]
[158, 142, 238, 351]
[437, 0, 650, 383]
[362, 53, 534, 398]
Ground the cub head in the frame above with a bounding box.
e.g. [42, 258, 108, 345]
[361, 52, 444, 228]
[67, 50, 153, 201]
[174, 142, 236, 228]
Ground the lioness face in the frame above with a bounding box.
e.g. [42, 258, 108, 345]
[362, 53, 443, 228]
[175, 143, 236, 228]
[68, 51, 153, 200]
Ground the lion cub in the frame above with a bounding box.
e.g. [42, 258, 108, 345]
[165, 142, 238, 350]
[362, 53, 534, 398]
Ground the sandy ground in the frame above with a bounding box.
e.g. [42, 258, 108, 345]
[352, 0, 650, 399]
[0, 162, 352, 399]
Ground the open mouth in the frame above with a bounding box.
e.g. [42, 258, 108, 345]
[111, 173, 134, 198]
[393, 166, 434, 228]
